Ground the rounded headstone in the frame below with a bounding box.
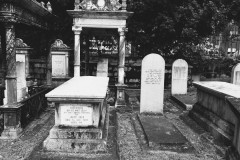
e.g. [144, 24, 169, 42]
[171, 59, 188, 95]
[231, 63, 240, 86]
[140, 53, 165, 114]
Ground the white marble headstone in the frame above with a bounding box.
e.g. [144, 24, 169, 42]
[140, 53, 165, 114]
[231, 63, 240, 86]
[97, 58, 108, 77]
[52, 54, 66, 77]
[16, 54, 27, 101]
[171, 59, 188, 95]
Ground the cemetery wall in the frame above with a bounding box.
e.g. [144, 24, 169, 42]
[29, 59, 47, 85]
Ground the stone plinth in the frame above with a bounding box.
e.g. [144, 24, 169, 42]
[190, 81, 240, 146]
[44, 76, 109, 153]
[0, 103, 23, 139]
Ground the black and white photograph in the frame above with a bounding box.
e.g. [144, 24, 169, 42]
[0, 0, 240, 159]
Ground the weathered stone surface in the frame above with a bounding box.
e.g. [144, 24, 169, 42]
[194, 81, 240, 98]
[140, 53, 165, 114]
[171, 59, 188, 95]
[43, 105, 109, 153]
[49, 126, 103, 139]
[46, 76, 109, 99]
[139, 115, 187, 146]
[97, 58, 108, 77]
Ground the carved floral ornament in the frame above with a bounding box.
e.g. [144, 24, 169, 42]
[75, 0, 122, 11]
[51, 39, 70, 49]
[15, 38, 30, 48]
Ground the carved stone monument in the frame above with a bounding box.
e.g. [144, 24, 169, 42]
[51, 39, 71, 87]
[231, 63, 240, 86]
[140, 53, 165, 114]
[8, 38, 31, 103]
[171, 59, 188, 95]
[44, 76, 109, 153]
[97, 58, 108, 77]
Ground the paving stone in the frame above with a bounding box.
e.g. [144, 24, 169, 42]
[139, 115, 188, 146]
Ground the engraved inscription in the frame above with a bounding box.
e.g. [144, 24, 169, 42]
[52, 55, 66, 77]
[60, 104, 93, 126]
[144, 69, 161, 84]
[173, 67, 187, 79]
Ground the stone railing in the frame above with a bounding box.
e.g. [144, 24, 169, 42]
[74, 0, 127, 11]
[0, 87, 50, 138]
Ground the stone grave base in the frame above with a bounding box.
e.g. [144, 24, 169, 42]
[138, 114, 188, 147]
[0, 128, 22, 139]
[189, 103, 233, 145]
[43, 106, 109, 153]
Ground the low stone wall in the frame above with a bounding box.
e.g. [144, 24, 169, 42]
[190, 81, 240, 158]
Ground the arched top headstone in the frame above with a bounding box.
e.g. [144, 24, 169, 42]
[171, 59, 188, 95]
[51, 39, 70, 51]
[142, 53, 165, 67]
[172, 59, 188, 68]
[231, 63, 240, 85]
[15, 38, 30, 48]
[140, 53, 165, 114]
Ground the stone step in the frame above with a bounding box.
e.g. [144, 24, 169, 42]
[49, 126, 103, 139]
[43, 137, 107, 153]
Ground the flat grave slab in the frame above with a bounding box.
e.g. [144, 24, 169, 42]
[139, 115, 187, 146]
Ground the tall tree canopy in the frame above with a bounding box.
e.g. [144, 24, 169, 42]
[127, 0, 240, 59]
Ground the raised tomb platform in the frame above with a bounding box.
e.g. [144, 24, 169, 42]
[43, 76, 109, 153]
[190, 81, 240, 157]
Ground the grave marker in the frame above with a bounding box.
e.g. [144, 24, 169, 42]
[231, 63, 240, 86]
[140, 53, 165, 114]
[171, 59, 188, 95]
[97, 58, 108, 77]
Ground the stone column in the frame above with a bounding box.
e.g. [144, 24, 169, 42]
[115, 28, 128, 109]
[5, 23, 17, 104]
[66, 52, 69, 77]
[46, 49, 52, 87]
[72, 25, 82, 77]
[25, 51, 30, 79]
[118, 27, 126, 84]
[0, 32, 5, 105]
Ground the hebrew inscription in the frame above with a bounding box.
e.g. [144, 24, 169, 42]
[144, 69, 162, 84]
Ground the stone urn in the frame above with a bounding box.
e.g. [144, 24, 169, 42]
[97, 0, 105, 9]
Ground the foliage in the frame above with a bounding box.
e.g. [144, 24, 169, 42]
[127, 0, 240, 68]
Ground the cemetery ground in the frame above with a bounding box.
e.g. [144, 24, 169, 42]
[0, 89, 228, 160]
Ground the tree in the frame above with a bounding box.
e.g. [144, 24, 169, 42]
[127, 0, 235, 66]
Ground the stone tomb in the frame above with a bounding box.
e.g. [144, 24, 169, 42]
[171, 59, 188, 95]
[44, 76, 109, 153]
[97, 58, 108, 77]
[231, 63, 240, 86]
[190, 81, 240, 146]
[140, 53, 165, 114]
